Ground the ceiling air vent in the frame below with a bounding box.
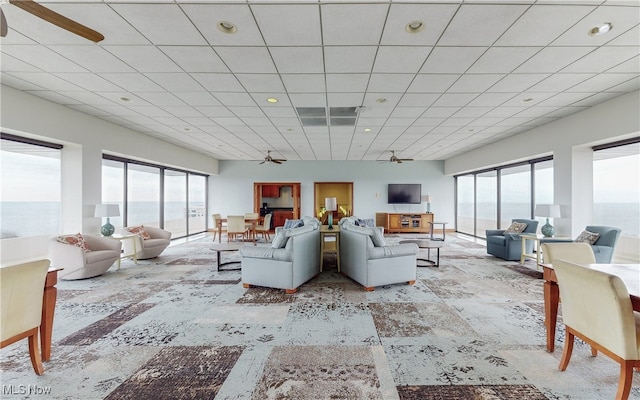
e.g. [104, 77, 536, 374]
[296, 107, 358, 127]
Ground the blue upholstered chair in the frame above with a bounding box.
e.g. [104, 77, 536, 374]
[582, 225, 621, 263]
[485, 219, 539, 261]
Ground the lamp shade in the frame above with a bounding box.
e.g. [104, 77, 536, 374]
[534, 204, 561, 218]
[94, 204, 120, 218]
[421, 194, 432, 203]
[325, 197, 337, 212]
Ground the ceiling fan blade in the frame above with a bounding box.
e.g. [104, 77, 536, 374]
[10, 0, 104, 42]
[273, 159, 286, 162]
[1, 8, 7, 37]
[396, 159, 403, 164]
[259, 160, 266, 164]
[400, 158, 414, 162]
[272, 160, 282, 164]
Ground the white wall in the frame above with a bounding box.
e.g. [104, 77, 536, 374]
[210, 160, 453, 221]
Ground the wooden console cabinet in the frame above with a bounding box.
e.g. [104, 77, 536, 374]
[376, 213, 434, 234]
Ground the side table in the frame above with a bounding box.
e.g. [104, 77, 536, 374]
[320, 225, 340, 272]
[109, 234, 138, 270]
[429, 222, 447, 241]
[520, 234, 572, 266]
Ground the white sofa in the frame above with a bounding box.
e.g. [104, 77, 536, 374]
[121, 226, 172, 260]
[49, 234, 121, 280]
[339, 217, 418, 291]
[240, 217, 321, 294]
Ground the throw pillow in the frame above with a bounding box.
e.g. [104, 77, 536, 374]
[355, 218, 375, 228]
[283, 219, 303, 229]
[504, 222, 527, 234]
[371, 228, 386, 247]
[56, 233, 90, 252]
[127, 225, 151, 240]
[271, 231, 288, 248]
[575, 230, 600, 244]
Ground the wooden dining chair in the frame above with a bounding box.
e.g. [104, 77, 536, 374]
[553, 259, 640, 400]
[254, 213, 272, 241]
[211, 214, 226, 242]
[1, 259, 51, 375]
[226, 215, 248, 242]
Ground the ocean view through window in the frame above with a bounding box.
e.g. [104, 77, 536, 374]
[1, 134, 62, 238]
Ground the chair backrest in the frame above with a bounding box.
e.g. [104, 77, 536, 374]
[227, 215, 246, 233]
[585, 225, 621, 248]
[542, 242, 596, 265]
[211, 214, 218, 226]
[553, 259, 639, 360]
[262, 213, 272, 226]
[244, 212, 259, 220]
[1, 259, 50, 341]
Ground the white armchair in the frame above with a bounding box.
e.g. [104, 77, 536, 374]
[49, 234, 121, 280]
[121, 226, 171, 260]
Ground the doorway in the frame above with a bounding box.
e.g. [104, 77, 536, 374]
[314, 182, 353, 224]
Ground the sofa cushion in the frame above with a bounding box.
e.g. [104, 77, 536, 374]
[575, 230, 600, 244]
[285, 223, 315, 237]
[504, 222, 527, 234]
[371, 228, 386, 247]
[271, 231, 288, 248]
[240, 245, 293, 262]
[283, 219, 303, 229]
[57, 233, 90, 252]
[126, 225, 151, 240]
[355, 218, 375, 228]
[369, 243, 419, 260]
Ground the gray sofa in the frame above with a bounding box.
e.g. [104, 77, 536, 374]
[240, 217, 321, 294]
[338, 217, 418, 291]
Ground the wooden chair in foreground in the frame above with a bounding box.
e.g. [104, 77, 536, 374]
[211, 214, 226, 242]
[0, 259, 51, 375]
[552, 259, 640, 400]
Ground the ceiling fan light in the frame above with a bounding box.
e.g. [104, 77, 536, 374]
[217, 21, 237, 34]
[588, 22, 612, 36]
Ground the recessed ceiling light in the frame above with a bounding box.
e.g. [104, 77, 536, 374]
[376, 98, 387, 103]
[120, 97, 131, 102]
[217, 21, 237, 34]
[405, 20, 425, 34]
[364, 128, 372, 132]
[588, 22, 612, 36]
[184, 128, 191, 131]
[467, 128, 475, 132]
[266, 97, 278, 103]
[521, 98, 534, 103]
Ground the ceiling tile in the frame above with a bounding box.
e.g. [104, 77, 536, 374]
[367, 74, 414, 92]
[103, 46, 182, 72]
[269, 47, 324, 73]
[420, 47, 487, 73]
[372, 46, 432, 73]
[514, 47, 596, 73]
[182, 4, 264, 46]
[235, 74, 286, 92]
[447, 74, 505, 92]
[252, 4, 321, 46]
[191, 74, 245, 92]
[324, 47, 377, 73]
[321, 3, 389, 45]
[214, 47, 277, 73]
[281, 74, 326, 93]
[159, 46, 229, 73]
[380, 3, 458, 46]
[467, 47, 541, 73]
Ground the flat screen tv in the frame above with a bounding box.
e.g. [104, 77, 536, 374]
[387, 183, 422, 204]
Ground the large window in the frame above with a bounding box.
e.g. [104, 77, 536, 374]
[455, 157, 552, 238]
[593, 139, 639, 261]
[1, 134, 62, 238]
[102, 156, 208, 239]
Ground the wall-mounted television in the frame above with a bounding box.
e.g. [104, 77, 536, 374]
[387, 183, 422, 204]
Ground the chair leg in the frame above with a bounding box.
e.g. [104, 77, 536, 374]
[559, 328, 574, 371]
[616, 360, 634, 400]
[591, 346, 598, 357]
[28, 329, 44, 375]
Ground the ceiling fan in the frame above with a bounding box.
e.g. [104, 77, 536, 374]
[0, 0, 104, 42]
[259, 150, 287, 165]
[378, 150, 414, 164]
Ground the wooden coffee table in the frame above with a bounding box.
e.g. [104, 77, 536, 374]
[399, 239, 443, 267]
[211, 242, 247, 271]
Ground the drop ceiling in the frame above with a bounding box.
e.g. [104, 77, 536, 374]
[1, 0, 638, 162]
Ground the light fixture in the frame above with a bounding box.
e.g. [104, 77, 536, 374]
[535, 204, 561, 237]
[521, 98, 534, 103]
[421, 194, 432, 213]
[588, 22, 612, 36]
[94, 204, 120, 237]
[405, 20, 425, 34]
[217, 21, 237, 34]
[266, 97, 278, 103]
[120, 97, 131, 102]
[364, 128, 372, 132]
[376, 98, 387, 103]
[325, 197, 337, 230]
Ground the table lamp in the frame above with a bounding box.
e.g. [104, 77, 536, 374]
[535, 204, 561, 237]
[95, 204, 120, 237]
[422, 194, 432, 213]
[325, 197, 337, 230]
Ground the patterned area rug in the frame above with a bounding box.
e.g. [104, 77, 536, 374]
[1, 233, 638, 400]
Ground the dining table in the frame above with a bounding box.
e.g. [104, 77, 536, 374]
[542, 263, 640, 353]
[215, 215, 263, 243]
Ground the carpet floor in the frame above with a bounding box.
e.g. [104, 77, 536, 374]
[1, 233, 639, 400]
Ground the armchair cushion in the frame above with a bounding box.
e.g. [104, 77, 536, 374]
[56, 233, 90, 252]
[575, 230, 600, 244]
[125, 225, 151, 240]
[504, 222, 527, 234]
[283, 219, 303, 229]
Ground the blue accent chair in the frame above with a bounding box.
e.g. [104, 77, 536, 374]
[583, 225, 621, 263]
[486, 219, 539, 261]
